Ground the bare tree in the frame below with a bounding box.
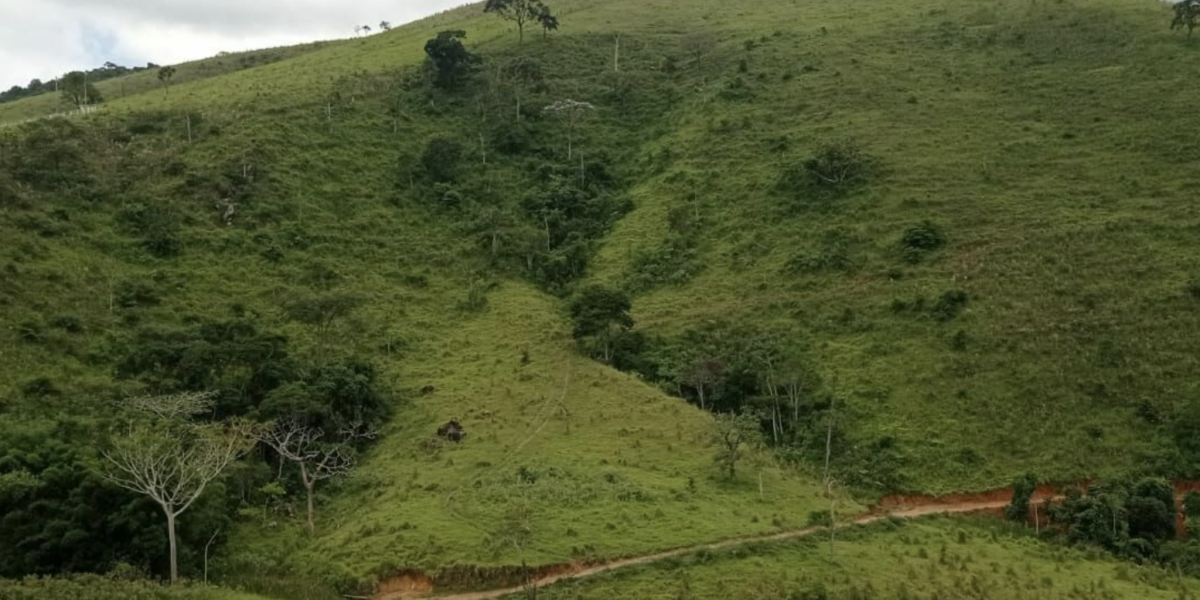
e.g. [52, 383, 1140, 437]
[261, 419, 373, 533]
[122, 390, 216, 421]
[543, 99, 595, 160]
[498, 57, 543, 123]
[684, 357, 725, 411]
[100, 419, 258, 583]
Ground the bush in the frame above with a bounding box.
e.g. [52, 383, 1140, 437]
[420, 137, 464, 183]
[930, 290, 969, 322]
[899, 221, 947, 263]
[1187, 279, 1200, 300]
[1006, 473, 1037, 522]
[627, 236, 702, 291]
[779, 140, 874, 200]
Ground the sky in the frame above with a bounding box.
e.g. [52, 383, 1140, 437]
[0, 0, 467, 90]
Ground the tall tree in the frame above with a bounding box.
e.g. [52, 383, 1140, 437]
[260, 419, 372, 533]
[99, 404, 257, 583]
[484, 0, 556, 43]
[538, 5, 560, 39]
[59, 71, 102, 110]
[379, 21, 392, 31]
[569, 285, 634, 363]
[543, 99, 595, 160]
[1173, 0, 1199, 38]
[157, 66, 177, 95]
[684, 357, 725, 412]
[424, 30, 480, 89]
[498, 57, 543, 122]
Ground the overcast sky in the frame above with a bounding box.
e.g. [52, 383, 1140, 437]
[0, 0, 467, 90]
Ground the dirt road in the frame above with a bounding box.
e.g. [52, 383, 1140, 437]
[378, 494, 1030, 600]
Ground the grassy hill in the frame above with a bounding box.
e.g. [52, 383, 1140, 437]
[531, 516, 1200, 600]
[0, 43, 331, 125]
[2, 0, 1200, 596]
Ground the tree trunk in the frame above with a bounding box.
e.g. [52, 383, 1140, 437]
[166, 510, 179, 584]
[301, 463, 315, 534]
[697, 386, 706, 411]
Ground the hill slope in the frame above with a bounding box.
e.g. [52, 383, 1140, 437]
[2, 0, 1200, 595]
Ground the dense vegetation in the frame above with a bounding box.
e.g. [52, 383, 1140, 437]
[2, 0, 1200, 596]
[0, 62, 156, 105]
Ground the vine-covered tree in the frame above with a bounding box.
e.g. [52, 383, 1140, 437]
[424, 30, 480, 89]
[569, 285, 633, 363]
[60, 71, 102, 110]
[484, 0, 557, 43]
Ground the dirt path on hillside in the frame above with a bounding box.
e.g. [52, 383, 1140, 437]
[375, 494, 1036, 600]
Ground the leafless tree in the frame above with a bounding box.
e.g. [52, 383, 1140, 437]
[100, 419, 258, 583]
[261, 419, 374, 533]
[122, 390, 216, 421]
[543, 99, 595, 160]
[684, 357, 725, 411]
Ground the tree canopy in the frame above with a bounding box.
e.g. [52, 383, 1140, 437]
[484, 0, 557, 43]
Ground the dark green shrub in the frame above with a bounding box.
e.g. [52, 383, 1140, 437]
[779, 140, 874, 200]
[785, 232, 856, 274]
[49, 315, 84, 334]
[1128, 478, 1176, 543]
[113, 281, 160, 309]
[930, 290, 968, 322]
[628, 236, 702, 291]
[17, 321, 43, 343]
[899, 221, 946, 263]
[421, 137, 464, 183]
[20, 377, 61, 397]
[1187, 279, 1200, 300]
[1006, 472, 1037, 522]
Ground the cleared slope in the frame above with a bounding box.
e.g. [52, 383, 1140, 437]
[585, 0, 1200, 492]
[227, 284, 832, 590]
[0, 43, 328, 125]
[528, 516, 1200, 600]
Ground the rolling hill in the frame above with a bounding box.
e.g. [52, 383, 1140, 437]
[3, 0, 1200, 597]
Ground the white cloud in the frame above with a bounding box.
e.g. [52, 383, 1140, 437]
[0, 0, 468, 90]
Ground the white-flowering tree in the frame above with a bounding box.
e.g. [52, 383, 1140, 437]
[100, 415, 257, 583]
[543, 99, 596, 160]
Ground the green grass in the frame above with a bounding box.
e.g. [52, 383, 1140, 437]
[0, 43, 329, 125]
[225, 284, 833, 589]
[3, 0, 1200, 594]
[583, 0, 1200, 492]
[528, 516, 1200, 600]
[0, 575, 273, 600]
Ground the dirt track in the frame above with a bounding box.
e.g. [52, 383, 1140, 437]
[377, 494, 1035, 600]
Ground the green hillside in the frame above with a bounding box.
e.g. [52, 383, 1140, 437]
[0, 43, 330, 125]
[3, 0, 1200, 596]
[531, 516, 1200, 600]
